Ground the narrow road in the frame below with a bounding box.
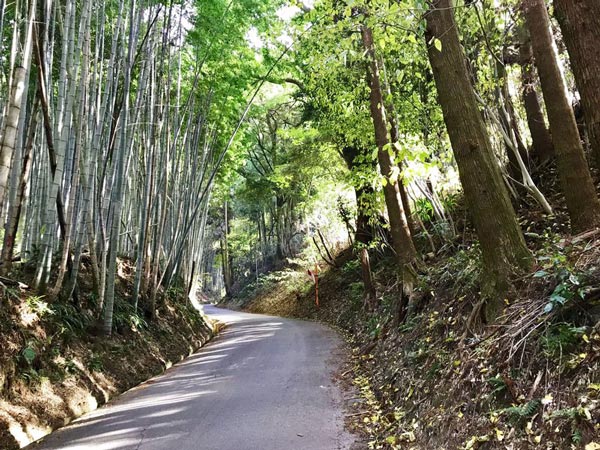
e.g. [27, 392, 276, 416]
[27, 306, 353, 450]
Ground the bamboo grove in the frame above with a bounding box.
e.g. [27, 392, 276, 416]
[0, 0, 274, 335]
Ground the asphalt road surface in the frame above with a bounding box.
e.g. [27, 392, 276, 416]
[27, 305, 353, 450]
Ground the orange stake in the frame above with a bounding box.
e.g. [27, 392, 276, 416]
[314, 264, 319, 308]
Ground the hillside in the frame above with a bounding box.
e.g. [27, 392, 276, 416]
[0, 259, 215, 450]
[224, 219, 600, 449]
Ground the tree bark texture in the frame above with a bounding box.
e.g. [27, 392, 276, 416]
[361, 25, 417, 266]
[517, 25, 554, 164]
[554, 0, 600, 167]
[425, 0, 532, 318]
[523, 0, 600, 232]
[360, 248, 377, 311]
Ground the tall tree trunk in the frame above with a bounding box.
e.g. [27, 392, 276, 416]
[360, 248, 376, 311]
[381, 60, 417, 237]
[522, 0, 600, 232]
[362, 23, 418, 324]
[0, 0, 35, 213]
[425, 0, 532, 320]
[554, 0, 600, 167]
[361, 25, 417, 266]
[103, 0, 137, 336]
[221, 200, 233, 297]
[517, 25, 554, 164]
[0, 67, 27, 213]
[1, 101, 38, 274]
[496, 62, 529, 182]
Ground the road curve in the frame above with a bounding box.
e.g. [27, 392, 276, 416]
[26, 305, 353, 450]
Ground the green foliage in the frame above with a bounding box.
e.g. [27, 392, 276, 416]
[550, 406, 593, 444]
[347, 282, 364, 306]
[534, 267, 587, 314]
[541, 323, 587, 359]
[434, 245, 482, 295]
[499, 399, 541, 424]
[365, 315, 383, 339]
[19, 368, 48, 385]
[533, 237, 591, 314]
[486, 374, 508, 398]
[236, 268, 310, 303]
[398, 314, 420, 333]
[414, 198, 434, 223]
[21, 346, 36, 365]
[114, 298, 148, 332]
[61, 359, 79, 374]
[87, 354, 104, 372]
[166, 285, 185, 301]
[342, 259, 361, 275]
[51, 303, 92, 335]
[26, 296, 53, 317]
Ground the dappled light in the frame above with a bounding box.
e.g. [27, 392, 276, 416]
[1, 0, 600, 447]
[24, 308, 351, 450]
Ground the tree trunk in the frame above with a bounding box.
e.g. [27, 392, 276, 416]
[425, 0, 532, 319]
[522, 0, 600, 232]
[362, 23, 418, 324]
[554, 0, 600, 167]
[221, 200, 233, 297]
[496, 62, 530, 184]
[360, 248, 376, 311]
[361, 25, 417, 266]
[0, 67, 27, 213]
[382, 60, 417, 238]
[517, 25, 554, 164]
[1, 102, 38, 274]
[103, 0, 137, 335]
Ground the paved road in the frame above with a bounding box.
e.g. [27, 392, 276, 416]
[27, 306, 353, 450]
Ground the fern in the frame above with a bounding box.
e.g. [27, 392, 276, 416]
[500, 399, 541, 423]
[487, 375, 507, 397]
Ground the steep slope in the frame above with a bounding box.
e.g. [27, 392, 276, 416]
[0, 259, 215, 450]
[225, 235, 600, 449]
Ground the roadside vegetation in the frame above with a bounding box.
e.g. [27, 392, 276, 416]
[2, 0, 600, 448]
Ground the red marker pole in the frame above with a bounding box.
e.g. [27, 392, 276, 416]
[314, 264, 319, 308]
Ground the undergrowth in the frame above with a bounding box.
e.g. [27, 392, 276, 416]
[0, 258, 214, 450]
[228, 226, 600, 449]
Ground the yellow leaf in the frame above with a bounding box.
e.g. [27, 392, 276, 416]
[495, 428, 504, 441]
[585, 443, 600, 450]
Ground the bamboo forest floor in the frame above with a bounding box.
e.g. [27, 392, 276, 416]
[224, 175, 600, 449]
[0, 258, 216, 450]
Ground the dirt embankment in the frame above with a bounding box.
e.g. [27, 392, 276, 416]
[226, 235, 600, 449]
[0, 259, 216, 450]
